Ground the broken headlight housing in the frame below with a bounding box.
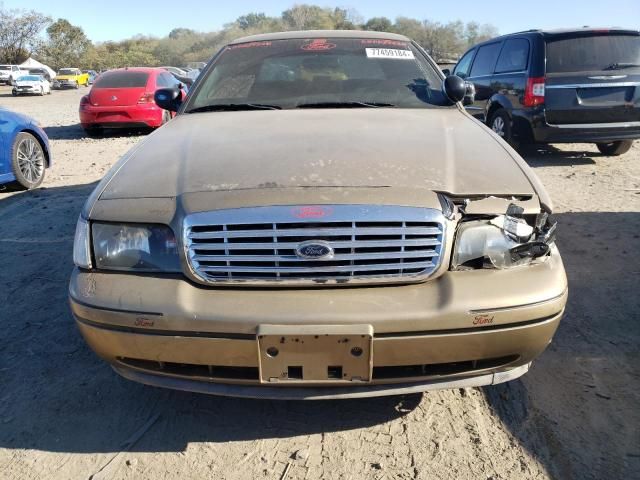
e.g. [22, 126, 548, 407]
[452, 208, 556, 270]
[90, 223, 181, 272]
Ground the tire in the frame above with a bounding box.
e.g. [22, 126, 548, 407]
[39, 87, 45, 96]
[11, 132, 46, 189]
[596, 140, 633, 156]
[75, 82, 80, 89]
[488, 109, 518, 148]
[11, 89, 17, 97]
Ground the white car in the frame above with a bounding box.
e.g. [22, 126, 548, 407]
[12, 75, 52, 96]
[0, 65, 28, 85]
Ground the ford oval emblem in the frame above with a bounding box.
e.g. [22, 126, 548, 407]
[295, 240, 334, 260]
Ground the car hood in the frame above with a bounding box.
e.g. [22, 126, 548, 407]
[98, 108, 540, 208]
[16, 81, 40, 86]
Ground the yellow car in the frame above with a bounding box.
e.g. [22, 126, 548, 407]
[53, 68, 89, 89]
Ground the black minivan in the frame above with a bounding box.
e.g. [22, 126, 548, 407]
[450, 28, 640, 155]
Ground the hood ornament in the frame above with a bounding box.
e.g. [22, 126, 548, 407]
[295, 240, 334, 260]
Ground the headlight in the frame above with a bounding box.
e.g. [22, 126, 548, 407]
[92, 223, 181, 272]
[452, 218, 552, 270]
[73, 216, 92, 269]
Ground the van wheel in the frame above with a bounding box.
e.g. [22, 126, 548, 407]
[11, 132, 46, 189]
[488, 109, 518, 148]
[596, 140, 633, 156]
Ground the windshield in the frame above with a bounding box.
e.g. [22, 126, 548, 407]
[18, 75, 41, 82]
[546, 34, 640, 73]
[58, 69, 78, 75]
[186, 37, 449, 111]
[93, 71, 149, 88]
[0, 65, 11, 71]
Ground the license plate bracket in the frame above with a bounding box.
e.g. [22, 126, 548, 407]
[257, 324, 373, 384]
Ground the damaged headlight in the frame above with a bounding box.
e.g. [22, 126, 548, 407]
[91, 223, 181, 272]
[452, 208, 556, 270]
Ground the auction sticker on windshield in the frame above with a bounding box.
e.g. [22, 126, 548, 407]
[365, 48, 415, 59]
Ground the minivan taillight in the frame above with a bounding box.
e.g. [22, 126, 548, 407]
[138, 93, 155, 104]
[523, 77, 545, 107]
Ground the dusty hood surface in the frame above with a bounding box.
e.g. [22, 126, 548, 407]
[99, 108, 536, 203]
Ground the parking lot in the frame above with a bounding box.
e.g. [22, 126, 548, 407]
[0, 85, 639, 479]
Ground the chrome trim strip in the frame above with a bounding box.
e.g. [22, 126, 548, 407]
[547, 121, 640, 129]
[183, 205, 446, 286]
[545, 81, 639, 89]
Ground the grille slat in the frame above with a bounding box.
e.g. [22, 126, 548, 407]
[189, 226, 441, 239]
[184, 205, 445, 285]
[198, 261, 434, 274]
[193, 250, 438, 262]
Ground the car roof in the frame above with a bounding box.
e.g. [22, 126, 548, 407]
[104, 67, 162, 73]
[229, 30, 411, 45]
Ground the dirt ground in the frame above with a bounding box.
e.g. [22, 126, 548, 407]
[0, 86, 639, 480]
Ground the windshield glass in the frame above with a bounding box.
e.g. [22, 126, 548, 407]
[18, 76, 40, 81]
[93, 71, 149, 88]
[546, 34, 640, 73]
[0, 65, 11, 71]
[186, 37, 449, 111]
[58, 69, 78, 75]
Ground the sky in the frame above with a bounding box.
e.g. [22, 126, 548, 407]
[7, 0, 640, 42]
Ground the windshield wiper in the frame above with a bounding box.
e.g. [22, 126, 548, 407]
[295, 101, 396, 109]
[603, 62, 640, 70]
[186, 103, 282, 113]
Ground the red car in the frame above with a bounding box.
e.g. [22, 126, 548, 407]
[79, 68, 185, 135]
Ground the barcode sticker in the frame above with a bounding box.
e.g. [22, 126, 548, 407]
[365, 48, 415, 60]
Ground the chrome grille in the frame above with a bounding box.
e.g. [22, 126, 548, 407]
[184, 205, 445, 286]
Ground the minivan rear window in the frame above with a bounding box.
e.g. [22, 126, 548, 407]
[546, 34, 640, 73]
[94, 71, 149, 88]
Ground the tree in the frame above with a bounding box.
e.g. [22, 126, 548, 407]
[364, 17, 393, 32]
[282, 4, 334, 30]
[43, 19, 91, 69]
[0, 8, 50, 63]
[236, 13, 267, 30]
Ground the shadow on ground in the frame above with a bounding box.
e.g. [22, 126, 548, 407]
[43, 123, 151, 141]
[519, 144, 599, 166]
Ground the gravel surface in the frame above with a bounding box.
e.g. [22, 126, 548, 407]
[1, 85, 639, 480]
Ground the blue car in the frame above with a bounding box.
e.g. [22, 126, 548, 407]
[0, 107, 51, 189]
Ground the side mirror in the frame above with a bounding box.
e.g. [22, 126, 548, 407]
[463, 82, 476, 106]
[154, 87, 183, 112]
[441, 68, 451, 76]
[442, 75, 466, 104]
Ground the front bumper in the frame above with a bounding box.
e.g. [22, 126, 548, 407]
[69, 246, 567, 397]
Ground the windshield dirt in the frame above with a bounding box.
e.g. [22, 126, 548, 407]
[546, 34, 640, 73]
[187, 37, 450, 111]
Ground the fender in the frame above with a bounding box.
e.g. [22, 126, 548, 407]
[485, 94, 514, 123]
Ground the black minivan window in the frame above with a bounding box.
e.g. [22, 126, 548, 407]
[469, 43, 502, 77]
[453, 49, 475, 78]
[546, 34, 640, 73]
[495, 39, 529, 73]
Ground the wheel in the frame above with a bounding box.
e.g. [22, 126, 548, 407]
[84, 127, 103, 138]
[39, 87, 45, 96]
[488, 109, 518, 148]
[11, 132, 46, 189]
[75, 82, 80, 89]
[11, 89, 17, 96]
[596, 140, 633, 156]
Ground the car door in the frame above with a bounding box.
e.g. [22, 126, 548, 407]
[465, 42, 503, 120]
